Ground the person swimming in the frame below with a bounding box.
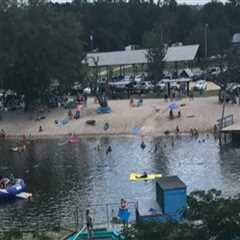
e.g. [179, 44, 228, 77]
[140, 141, 146, 150]
[135, 172, 148, 179]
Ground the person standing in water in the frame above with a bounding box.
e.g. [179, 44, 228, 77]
[106, 146, 112, 155]
[86, 209, 93, 239]
[140, 141, 146, 150]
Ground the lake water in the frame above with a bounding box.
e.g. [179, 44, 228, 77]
[0, 135, 240, 231]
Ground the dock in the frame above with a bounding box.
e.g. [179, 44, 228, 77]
[215, 114, 240, 145]
[221, 124, 240, 133]
[220, 123, 240, 144]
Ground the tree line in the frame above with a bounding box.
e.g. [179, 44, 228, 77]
[73, 0, 240, 56]
[0, 0, 240, 109]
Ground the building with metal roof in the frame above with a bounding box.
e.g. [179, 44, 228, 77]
[156, 176, 186, 191]
[84, 49, 148, 67]
[84, 44, 199, 67]
[163, 44, 199, 62]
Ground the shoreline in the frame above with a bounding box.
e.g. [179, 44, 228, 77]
[0, 97, 235, 140]
[2, 129, 214, 140]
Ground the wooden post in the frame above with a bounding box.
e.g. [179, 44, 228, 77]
[187, 81, 190, 97]
[167, 82, 171, 98]
[219, 88, 226, 146]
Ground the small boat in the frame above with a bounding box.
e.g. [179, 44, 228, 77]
[68, 137, 79, 144]
[0, 178, 31, 200]
[129, 173, 162, 181]
[10, 145, 26, 152]
[10, 147, 19, 152]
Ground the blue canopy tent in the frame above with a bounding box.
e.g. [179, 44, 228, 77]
[168, 102, 178, 110]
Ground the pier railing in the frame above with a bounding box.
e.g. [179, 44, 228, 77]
[0, 202, 137, 235]
[217, 114, 234, 129]
[72, 201, 137, 231]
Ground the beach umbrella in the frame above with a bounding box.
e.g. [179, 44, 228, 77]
[168, 102, 178, 110]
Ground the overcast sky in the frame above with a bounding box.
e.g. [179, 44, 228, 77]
[51, 0, 227, 5]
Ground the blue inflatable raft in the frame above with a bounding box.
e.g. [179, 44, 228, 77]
[0, 179, 27, 200]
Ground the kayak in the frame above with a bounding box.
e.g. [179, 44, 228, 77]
[129, 173, 162, 181]
[0, 179, 27, 200]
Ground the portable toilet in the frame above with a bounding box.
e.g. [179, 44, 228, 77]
[156, 176, 187, 221]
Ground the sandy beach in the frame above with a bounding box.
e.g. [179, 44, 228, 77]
[0, 96, 239, 139]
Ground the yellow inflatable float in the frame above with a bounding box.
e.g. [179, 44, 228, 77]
[129, 173, 162, 181]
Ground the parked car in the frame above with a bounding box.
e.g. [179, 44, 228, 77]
[163, 71, 172, 79]
[134, 74, 144, 83]
[156, 80, 166, 91]
[194, 80, 207, 91]
[209, 67, 220, 76]
[170, 82, 180, 90]
[123, 75, 134, 82]
[83, 87, 91, 94]
[136, 81, 154, 91]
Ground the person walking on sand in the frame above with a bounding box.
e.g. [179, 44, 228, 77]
[176, 125, 180, 135]
[129, 98, 134, 107]
[177, 110, 181, 118]
[68, 110, 73, 120]
[38, 126, 43, 132]
[190, 128, 194, 137]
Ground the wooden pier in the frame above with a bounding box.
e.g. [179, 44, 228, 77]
[215, 114, 240, 145]
[215, 114, 234, 145]
[221, 123, 240, 144]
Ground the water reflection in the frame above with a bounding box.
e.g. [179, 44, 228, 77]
[0, 135, 240, 230]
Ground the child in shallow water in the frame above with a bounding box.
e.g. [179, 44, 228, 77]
[140, 141, 146, 150]
[106, 146, 112, 155]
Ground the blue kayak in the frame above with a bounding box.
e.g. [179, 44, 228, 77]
[0, 179, 26, 200]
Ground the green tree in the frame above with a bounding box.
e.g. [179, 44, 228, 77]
[143, 26, 165, 84]
[0, 0, 84, 110]
[128, 190, 240, 240]
[188, 189, 240, 240]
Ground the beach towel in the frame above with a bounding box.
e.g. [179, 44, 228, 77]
[56, 117, 69, 127]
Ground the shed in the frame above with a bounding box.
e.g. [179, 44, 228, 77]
[156, 176, 187, 218]
[136, 176, 187, 223]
